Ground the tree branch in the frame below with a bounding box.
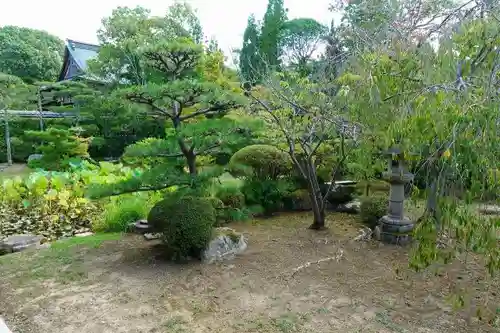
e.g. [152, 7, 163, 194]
[102, 183, 187, 197]
[179, 104, 233, 121]
[322, 132, 348, 206]
[126, 92, 172, 118]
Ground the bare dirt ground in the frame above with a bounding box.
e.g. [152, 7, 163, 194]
[0, 212, 498, 333]
[0, 163, 30, 180]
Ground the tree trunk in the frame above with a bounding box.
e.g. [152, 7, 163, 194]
[37, 88, 44, 131]
[186, 152, 197, 176]
[3, 109, 12, 166]
[172, 114, 197, 176]
[306, 163, 326, 230]
[309, 194, 326, 230]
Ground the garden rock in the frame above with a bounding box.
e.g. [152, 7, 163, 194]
[323, 182, 357, 205]
[144, 233, 162, 241]
[75, 232, 94, 237]
[27, 154, 43, 163]
[0, 234, 45, 254]
[332, 199, 361, 214]
[132, 219, 152, 234]
[202, 228, 247, 264]
[478, 204, 500, 216]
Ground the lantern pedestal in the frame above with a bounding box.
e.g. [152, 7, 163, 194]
[374, 147, 415, 245]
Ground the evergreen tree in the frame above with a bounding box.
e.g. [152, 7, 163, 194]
[239, 15, 263, 84]
[89, 38, 258, 198]
[259, 0, 288, 70]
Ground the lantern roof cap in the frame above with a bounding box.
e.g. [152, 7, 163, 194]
[382, 145, 419, 156]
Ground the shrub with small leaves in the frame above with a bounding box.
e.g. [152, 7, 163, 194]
[360, 195, 388, 228]
[284, 189, 312, 211]
[241, 178, 292, 215]
[147, 196, 215, 261]
[205, 197, 225, 225]
[215, 186, 245, 208]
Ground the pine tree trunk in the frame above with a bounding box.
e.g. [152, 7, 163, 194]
[186, 152, 197, 176]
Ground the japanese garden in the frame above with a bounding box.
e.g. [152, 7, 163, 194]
[0, 0, 499, 332]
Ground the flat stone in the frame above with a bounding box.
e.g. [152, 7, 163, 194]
[478, 205, 500, 215]
[0, 234, 45, 253]
[325, 180, 357, 186]
[203, 228, 247, 264]
[75, 232, 94, 237]
[27, 154, 43, 162]
[144, 233, 162, 241]
[132, 219, 152, 234]
[339, 199, 361, 214]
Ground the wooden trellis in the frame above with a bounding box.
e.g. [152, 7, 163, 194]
[1, 110, 77, 166]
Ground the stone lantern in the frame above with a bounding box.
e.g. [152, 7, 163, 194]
[374, 146, 415, 245]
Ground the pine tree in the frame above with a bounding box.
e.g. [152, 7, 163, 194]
[88, 38, 259, 198]
[239, 15, 263, 84]
[259, 0, 288, 70]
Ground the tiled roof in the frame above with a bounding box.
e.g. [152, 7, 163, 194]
[66, 39, 99, 72]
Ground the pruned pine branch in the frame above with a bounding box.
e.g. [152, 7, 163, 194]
[125, 91, 172, 118]
[179, 102, 237, 121]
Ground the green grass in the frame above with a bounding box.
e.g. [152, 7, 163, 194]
[50, 232, 123, 250]
[93, 193, 162, 233]
[0, 233, 123, 285]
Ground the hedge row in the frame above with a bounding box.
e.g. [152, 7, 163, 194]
[0, 117, 165, 163]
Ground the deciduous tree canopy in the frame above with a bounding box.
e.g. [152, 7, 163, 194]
[0, 26, 64, 83]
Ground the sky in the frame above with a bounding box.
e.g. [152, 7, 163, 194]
[0, 0, 340, 63]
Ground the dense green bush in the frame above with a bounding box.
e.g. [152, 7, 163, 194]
[360, 195, 388, 228]
[0, 113, 165, 163]
[205, 196, 251, 225]
[0, 172, 100, 239]
[24, 127, 90, 171]
[148, 196, 216, 261]
[205, 197, 225, 225]
[0, 118, 74, 163]
[241, 178, 292, 215]
[0, 160, 147, 239]
[215, 185, 245, 208]
[283, 189, 312, 211]
[229, 144, 291, 179]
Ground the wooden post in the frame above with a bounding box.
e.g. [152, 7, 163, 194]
[37, 87, 44, 131]
[3, 109, 12, 166]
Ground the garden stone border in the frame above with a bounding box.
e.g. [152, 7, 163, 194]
[0, 234, 45, 254]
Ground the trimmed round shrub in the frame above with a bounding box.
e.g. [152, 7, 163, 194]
[147, 196, 216, 261]
[360, 195, 388, 228]
[229, 144, 291, 179]
[241, 178, 291, 215]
